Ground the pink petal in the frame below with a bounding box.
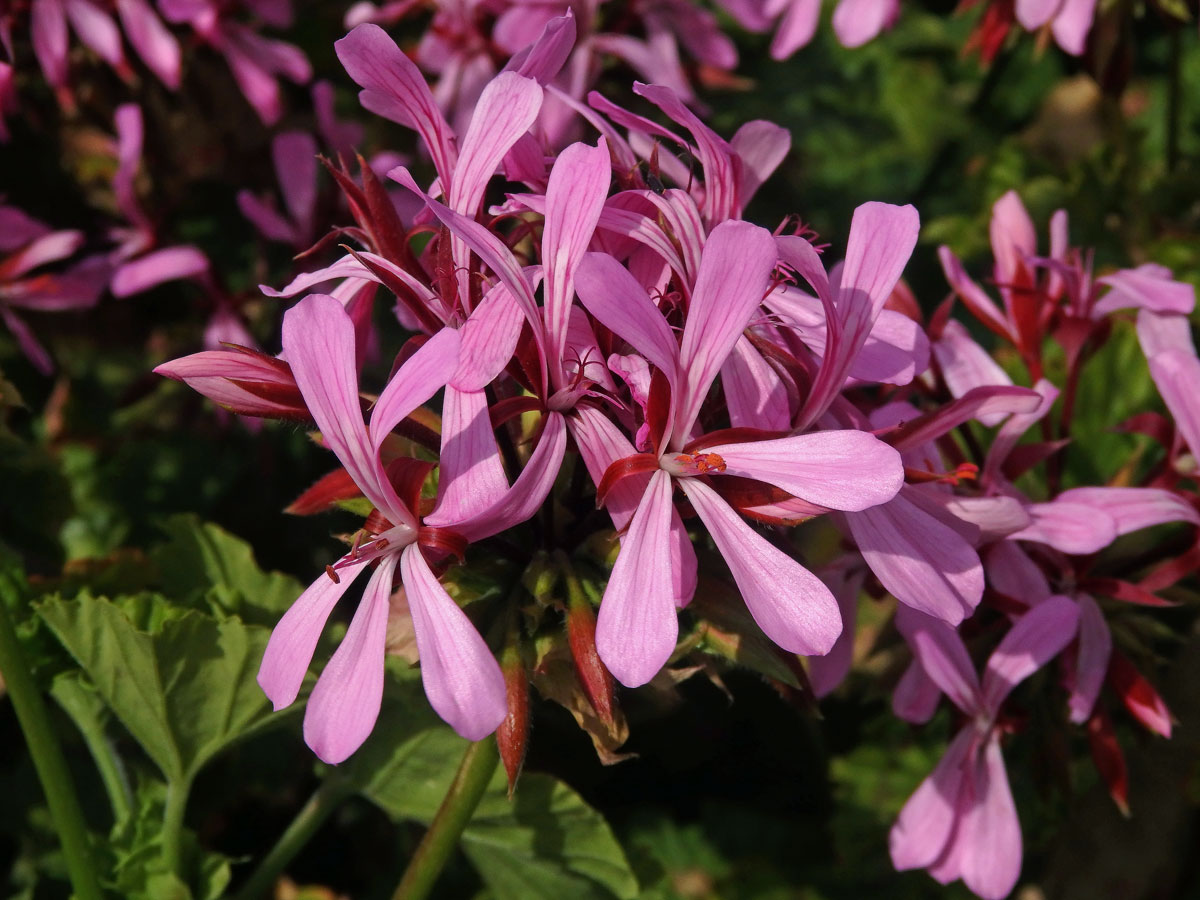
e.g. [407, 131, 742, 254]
[1094, 264, 1194, 318]
[1147, 348, 1200, 457]
[808, 566, 862, 697]
[335, 24, 456, 186]
[115, 0, 181, 88]
[989, 190, 1037, 288]
[401, 545, 508, 739]
[707, 430, 903, 512]
[1056, 486, 1200, 534]
[1068, 593, 1111, 724]
[1049, 0, 1095, 54]
[428, 386, 507, 523]
[720, 336, 791, 431]
[452, 282, 524, 391]
[980, 594, 1080, 713]
[893, 658, 943, 723]
[890, 727, 974, 870]
[542, 139, 611, 390]
[674, 220, 778, 445]
[110, 246, 209, 296]
[569, 405, 645, 531]
[895, 605, 983, 717]
[258, 558, 369, 710]
[888, 384, 1041, 452]
[937, 245, 1012, 340]
[984, 541, 1050, 603]
[369, 326, 461, 449]
[846, 486, 983, 625]
[1, 305, 54, 374]
[32, 0, 69, 87]
[984, 377, 1057, 480]
[769, 0, 820, 58]
[1016, 0, 1058, 27]
[931, 321, 1015, 426]
[273, 131, 318, 235]
[959, 739, 1022, 900]
[240, 190, 304, 244]
[680, 478, 841, 655]
[220, 35, 282, 125]
[64, 0, 124, 67]
[575, 250, 679, 382]
[0, 206, 52, 251]
[283, 293, 413, 526]
[112, 102, 148, 228]
[596, 470, 680, 687]
[303, 556, 396, 763]
[730, 120, 790, 209]
[1137, 309, 1196, 358]
[2, 230, 83, 279]
[1008, 500, 1118, 555]
[831, 0, 898, 46]
[503, 11, 575, 83]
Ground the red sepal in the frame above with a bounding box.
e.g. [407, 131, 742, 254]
[596, 453, 660, 507]
[1108, 652, 1173, 737]
[417, 526, 468, 564]
[286, 468, 362, 516]
[385, 457, 435, 514]
[1086, 707, 1130, 816]
[1083, 578, 1178, 608]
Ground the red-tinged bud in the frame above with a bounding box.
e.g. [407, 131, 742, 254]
[286, 468, 362, 516]
[1108, 652, 1173, 738]
[154, 347, 309, 420]
[566, 592, 616, 727]
[496, 645, 529, 795]
[1087, 708, 1130, 816]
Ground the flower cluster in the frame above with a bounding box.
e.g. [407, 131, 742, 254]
[149, 18, 1199, 900]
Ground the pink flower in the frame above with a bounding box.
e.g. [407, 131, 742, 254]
[890, 597, 1080, 899]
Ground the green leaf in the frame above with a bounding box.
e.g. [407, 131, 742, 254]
[37, 592, 276, 783]
[351, 710, 638, 900]
[150, 515, 303, 625]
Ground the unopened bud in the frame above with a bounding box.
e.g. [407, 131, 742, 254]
[496, 645, 529, 796]
[566, 591, 615, 727]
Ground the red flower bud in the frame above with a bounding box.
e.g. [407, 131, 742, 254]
[567, 591, 616, 727]
[496, 645, 529, 795]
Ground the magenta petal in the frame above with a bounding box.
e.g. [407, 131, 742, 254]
[959, 739, 1022, 900]
[846, 487, 983, 625]
[895, 605, 983, 717]
[428, 385, 507, 524]
[990, 190, 1037, 288]
[730, 120, 790, 209]
[1049, 0, 1095, 54]
[1068, 593, 1111, 724]
[32, 0, 69, 88]
[273, 131, 319, 233]
[303, 556, 395, 763]
[931, 321, 1015, 426]
[596, 470, 680, 687]
[3, 230, 84, 278]
[401, 546, 507, 739]
[937, 246, 1010, 340]
[111, 246, 209, 296]
[1008, 500, 1117, 555]
[808, 567, 861, 697]
[890, 727, 973, 870]
[1146, 348, 1200, 458]
[893, 658, 943, 723]
[831, 0, 897, 46]
[769, 0, 820, 59]
[980, 595, 1080, 713]
[452, 282, 524, 391]
[1056, 486, 1200, 535]
[709, 430, 902, 512]
[64, 0, 124, 67]
[675, 220, 778, 444]
[680, 478, 841, 655]
[116, 0, 181, 88]
[984, 541, 1050, 604]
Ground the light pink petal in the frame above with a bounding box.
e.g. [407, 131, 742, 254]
[64, 0, 124, 66]
[889, 727, 974, 870]
[831, 0, 898, 46]
[984, 540, 1050, 603]
[1137, 309, 1196, 358]
[889, 385, 1041, 452]
[369, 327, 460, 450]
[449, 72, 542, 215]
[111, 246, 209, 296]
[0, 207, 52, 251]
[335, 24, 456, 186]
[428, 385, 507, 523]
[960, 739, 1022, 900]
[303, 556, 396, 763]
[446, 412, 568, 541]
[575, 251, 679, 381]
[1049, 0, 1095, 54]
[32, 0, 69, 87]
[401, 544, 507, 740]
[283, 293, 412, 526]
[769, 0, 820, 59]
[680, 478, 841, 656]
[937, 245, 1012, 340]
[707, 430, 903, 512]
[596, 470, 680, 687]
[808, 567, 862, 697]
[893, 658, 943, 724]
[932, 321, 1015, 426]
[112, 103, 148, 227]
[238, 189, 298, 243]
[569, 405, 645, 531]
[937, 495, 1032, 543]
[981, 594, 1080, 712]
[730, 120, 790, 209]
[846, 487, 983, 625]
[2, 230, 84, 279]
[452, 282, 524, 391]
[772, 239, 833, 310]
[542, 139, 611, 389]
[851, 309, 930, 385]
[1016, 0, 1058, 27]
[1068, 593, 1111, 724]
[990, 191, 1037, 289]
[720, 337, 791, 431]
[1009, 500, 1117, 555]
[1094, 263, 1194, 318]
[258, 558, 369, 710]
[984, 377, 1057, 479]
[894, 605, 983, 716]
[221, 37, 282, 125]
[669, 507, 698, 608]
[1056, 486, 1200, 534]
[504, 11, 575, 83]
[260, 255, 375, 298]
[115, 0, 180, 88]
[273, 131, 318, 234]
[675, 220, 778, 444]
[1147, 347, 1200, 456]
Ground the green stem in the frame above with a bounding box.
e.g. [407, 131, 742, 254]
[0, 582, 103, 900]
[50, 677, 133, 824]
[161, 775, 192, 877]
[232, 775, 356, 900]
[391, 738, 499, 900]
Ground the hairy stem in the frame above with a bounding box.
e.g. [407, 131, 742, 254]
[391, 738, 499, 900]
[0, 579, 103, 900]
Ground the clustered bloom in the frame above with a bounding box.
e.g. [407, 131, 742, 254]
[147, 15, 1199, 900]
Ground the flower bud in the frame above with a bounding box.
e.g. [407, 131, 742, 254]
[566, 590, 615, 727]
[496, 643, 529, 795]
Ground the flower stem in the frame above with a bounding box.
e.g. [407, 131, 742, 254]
[232, 775, 356, 900]
[161, 775, 192, 877]
[0, 579, 103, 900]
[391, 738, 499, 900]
